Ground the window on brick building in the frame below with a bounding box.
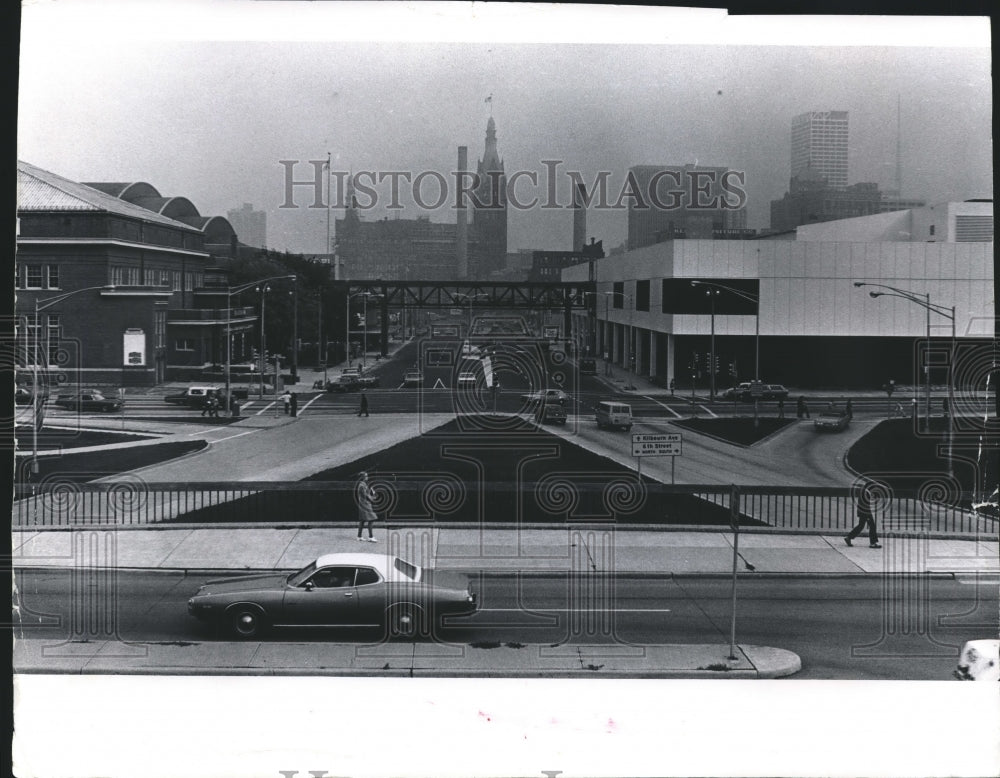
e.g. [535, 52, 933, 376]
[47, 265, 60, 289]
[172, 271, 182, 291]
[612, 281, 625, 309]
[175, 338, 195, 351]
[25, 265, 44, 289]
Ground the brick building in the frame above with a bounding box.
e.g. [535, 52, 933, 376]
[16, 161, 254, 387]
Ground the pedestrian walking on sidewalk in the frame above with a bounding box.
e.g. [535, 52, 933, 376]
[290, 392, 298, 417]
[280, 390, 292, 415]
[669, 378, 676, 396]
[358, 389, 370, 417]
[356, 471, 379, 542]
[777, 398, 785, 419]
[846, 399, 853, 420]
[796, 396, 810, 419]
[845, 483, 882, 548]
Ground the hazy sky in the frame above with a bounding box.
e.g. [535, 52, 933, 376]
[18, 5, 992, 255]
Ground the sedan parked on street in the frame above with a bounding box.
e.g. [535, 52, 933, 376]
[402, 370, 423, 388]
[188, 552, 477, 639]
[53, 391, 122, 412]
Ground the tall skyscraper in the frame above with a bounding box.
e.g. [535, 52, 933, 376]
[227, 202, 267, 248]
[790, 111, 849, 189]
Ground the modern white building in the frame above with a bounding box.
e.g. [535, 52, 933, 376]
[564, 202, 994, 389]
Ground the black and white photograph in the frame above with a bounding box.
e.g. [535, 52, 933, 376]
[10, 3, 997, 777]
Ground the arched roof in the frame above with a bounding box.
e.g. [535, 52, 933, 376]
[175, 215, 236, 242]
[160, 197, 202, 220]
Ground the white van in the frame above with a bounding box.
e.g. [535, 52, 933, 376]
[595, 401, 632, 431]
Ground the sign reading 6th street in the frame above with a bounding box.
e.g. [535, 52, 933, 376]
[631, 432, 682, 457]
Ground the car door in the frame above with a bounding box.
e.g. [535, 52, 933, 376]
[280, 566, 360, 626]
[352, 566, 389, 626]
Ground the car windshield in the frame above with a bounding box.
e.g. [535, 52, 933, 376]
[393, 558, 419, 580]
[287, 561, 317, 587]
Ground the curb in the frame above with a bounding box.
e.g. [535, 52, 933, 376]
[9, 564, 966, 581]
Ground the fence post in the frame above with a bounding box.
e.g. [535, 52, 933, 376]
[728, 484, 741, 660]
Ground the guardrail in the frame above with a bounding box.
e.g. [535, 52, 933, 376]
[11, 481, 995, 536]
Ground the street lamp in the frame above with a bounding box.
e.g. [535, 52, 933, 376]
[690, 283, 721, 401]
[691, 280, 761, 416]
[30, 285, 115, 474]
[855, 281, 956, 475]
[223, 274, 295, 403]
[348, 291, 381, 369]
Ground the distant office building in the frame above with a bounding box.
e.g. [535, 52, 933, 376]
[626, 164, 748, 250]
[226, 203, 267, 249]
[791, 111, 849, 189]
[769, 171, 884, 233]
[336, 118, 509, 280]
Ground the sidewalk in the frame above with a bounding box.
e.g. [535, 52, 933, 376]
[13, 524, 999, 577]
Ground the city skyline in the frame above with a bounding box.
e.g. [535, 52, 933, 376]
[18, 9, 992, 257]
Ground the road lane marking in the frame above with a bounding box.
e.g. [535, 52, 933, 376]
[202, 428, 261, 444]
[255, 402, 276, 415]
[300, 394, 323, 412]
[641, 395, 682, 418]
[480, 608, 671, 613]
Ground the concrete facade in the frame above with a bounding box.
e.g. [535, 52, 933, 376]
[564, 228, 994, 389]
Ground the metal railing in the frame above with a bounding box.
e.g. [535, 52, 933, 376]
[11, 481, 996, 536]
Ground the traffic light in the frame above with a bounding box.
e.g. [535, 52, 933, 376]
[729, 360, 737, 377]
[712, 355, 720, 373]
[692, 352, 699, 369]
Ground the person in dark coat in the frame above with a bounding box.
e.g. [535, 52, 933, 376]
[290, 392, 298, 417]
[358, 389, 369, 417]
[845, 484, 882, 548]
[355, 471, 378, 542]
[796, 396, 810, 419]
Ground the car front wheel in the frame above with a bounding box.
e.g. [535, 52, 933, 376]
[228, 605, 266, 638]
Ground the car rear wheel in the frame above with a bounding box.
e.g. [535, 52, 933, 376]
[227, 605, 266, 638]
[387, 604, 427, 640]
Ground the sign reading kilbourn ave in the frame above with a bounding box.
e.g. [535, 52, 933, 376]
[631, 432, 682, 457]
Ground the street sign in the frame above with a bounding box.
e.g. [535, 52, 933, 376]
[631, 432, 682, 457]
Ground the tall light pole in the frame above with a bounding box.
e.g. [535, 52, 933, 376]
[855, 281, 956, 475]
[854, 282, 951, 433]
[347, 291, 382, 369]
[691, 286, 721, 401]
[692, 280, 760, 418]
[289, 281, 299, 383]
[256, 284, 271, 398]
[223, 275, 295, 409]
[30, 285, 115, 474]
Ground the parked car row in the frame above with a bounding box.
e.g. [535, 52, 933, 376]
[720, 381, 789, 402]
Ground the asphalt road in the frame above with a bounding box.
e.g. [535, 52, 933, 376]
[13, 569, 996, 680]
